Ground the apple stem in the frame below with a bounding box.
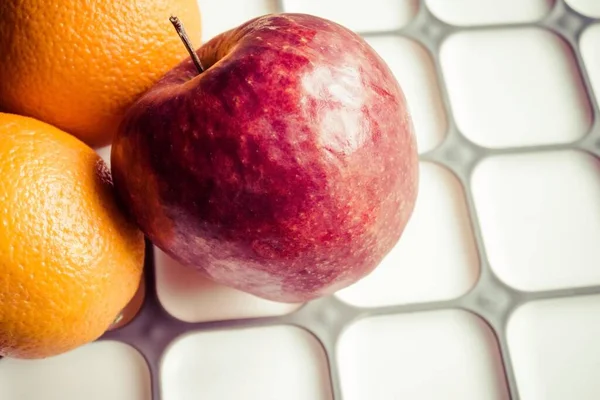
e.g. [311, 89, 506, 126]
[169, 16, 204, 74]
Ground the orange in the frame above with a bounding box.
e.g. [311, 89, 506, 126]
[0, 113, 145, 359]
[0, 0, 202, 148]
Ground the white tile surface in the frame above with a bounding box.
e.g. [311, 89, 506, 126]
[155, 248, 299, 322]
[95, 145, 112, 168]
[336, 162, 478, 307]
[366, 36, 447, 153]
[0, 341, 151, 400]
[282, 0, 418, 32]
[161, 325, 332, 400]
[508, 295, 600, 400]
[441, 28, 592, 148]
[472, 151, 600, 291]
[338, 310, 509, 400]
[581, 24, 600, 106]
[567, 0, 600, 17]
[197, 0, 278, 42]
[427, 0, 552, 26]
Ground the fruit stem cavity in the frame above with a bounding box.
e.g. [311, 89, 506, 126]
[169, 16, 204, 74]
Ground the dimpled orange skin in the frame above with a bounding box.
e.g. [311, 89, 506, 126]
[0, 113, 145, 359]
[0, 0, 201, 148]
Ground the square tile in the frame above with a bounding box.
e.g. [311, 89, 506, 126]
[161, 326, 332, 400]
[426, 0, 552, 26]
[0, 341, 150, 400]
[282, 0, 418, 32]
[441, 28, 592, 148]
[338, 310, 509, 400]
[472, 150, 600, 291]
[336, 162, 478, 307]
[197, 0, 278, 42]
[508, 295, 600, 400]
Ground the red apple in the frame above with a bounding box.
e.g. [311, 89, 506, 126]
[111, 13, 418, 303]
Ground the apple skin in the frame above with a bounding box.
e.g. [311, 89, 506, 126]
[111, 13, 418, 303]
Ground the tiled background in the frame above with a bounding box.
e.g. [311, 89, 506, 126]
[2, 1, 600, 399]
